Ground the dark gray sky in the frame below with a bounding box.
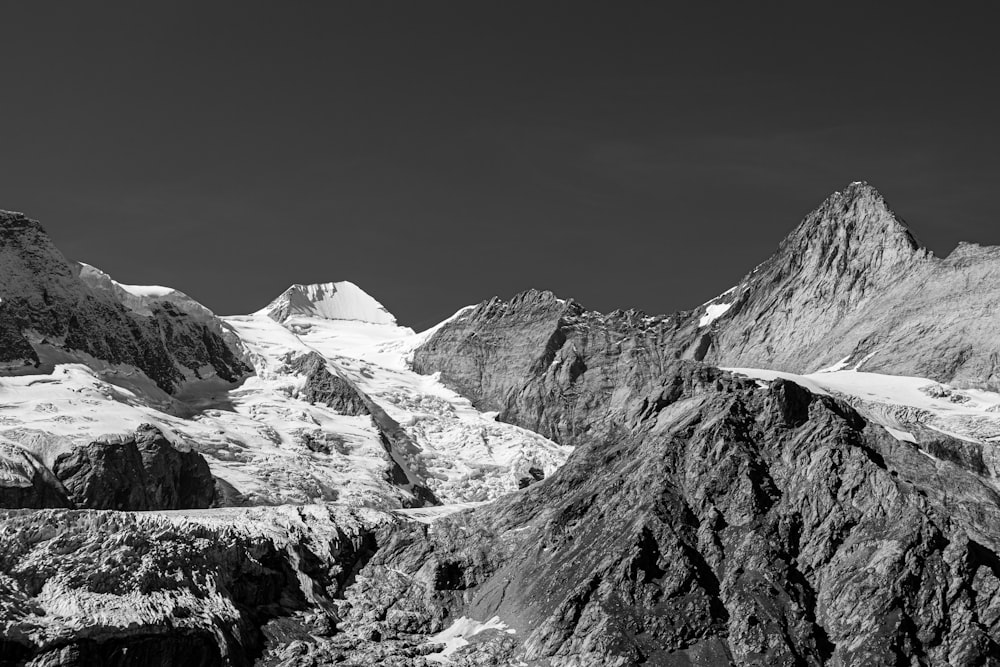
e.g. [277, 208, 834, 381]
[1, 2, 998, 329]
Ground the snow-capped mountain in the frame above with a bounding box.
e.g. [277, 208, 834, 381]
[685, 181, 1000, 391]
[0, 215, 569, 512]
[261, 281, 398, 325]
[6, 184, 1000, 666]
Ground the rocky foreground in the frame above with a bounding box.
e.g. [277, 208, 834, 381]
[0, 505, 398, 666]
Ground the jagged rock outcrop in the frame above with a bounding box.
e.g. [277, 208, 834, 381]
[52, 424, 215, 510]
[680, 182, 1000, 390]
[0, 210, 250, 393]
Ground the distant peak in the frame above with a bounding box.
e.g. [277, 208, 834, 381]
[787, 181, 924, 252]
[833, 180, 886, 203]
[261, 281, 397, 325]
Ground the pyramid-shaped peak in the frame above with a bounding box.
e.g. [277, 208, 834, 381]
[787, 181, 924, 253]
[821, 180, 893, 210]
[261, 281, 397, 325]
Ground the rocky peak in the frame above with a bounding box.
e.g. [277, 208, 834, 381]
[772, 181, 929, 279]
[684, 183, 938, 375]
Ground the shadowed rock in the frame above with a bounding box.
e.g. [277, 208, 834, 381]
[53, 424, 215, 510]
[0, 210, 251, 393]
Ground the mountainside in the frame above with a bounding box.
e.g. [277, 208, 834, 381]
[0, 217, 568, 512]
[686, 182, 1000, 391]
[77, 262, 217, 322]
[5, 184, 1000, 665]
[339, 365, 1000, 666]
[0, 211, 250, 393]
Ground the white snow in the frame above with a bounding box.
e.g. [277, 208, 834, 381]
[425, 615, 515, 663]
[269, 313, 573, 502]
[816, 355, 852, 373]
[114, 283, 175, 298]
[700, 285, 738, 307]
[725, 365, 1000, 446]
[699, 302, 732, 327]
[0, 278, 571, 508]
[261, 281, 398, 325]
[883, 426, 917, 443]
[851, 351, 877, 371]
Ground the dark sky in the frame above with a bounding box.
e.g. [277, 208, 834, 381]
[1, 2, 998, 329]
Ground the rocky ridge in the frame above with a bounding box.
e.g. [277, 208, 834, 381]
[687, 182, 1000, 390]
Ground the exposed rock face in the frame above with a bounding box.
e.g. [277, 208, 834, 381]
[0, 505, 395, 666]
[400, 289, 1000, 664]
[371, 348, 1000, 664]
[77, 261, 218, 322]
[412, 288, 680, 447]
[52, 424, 215, 510]
[288, 351, 370, 416]
[681, 182, 1000, 390]
[0, 210, 250, 393]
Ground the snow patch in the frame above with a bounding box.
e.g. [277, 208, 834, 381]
[883, 426, 917, 443]
[852, 351, 877, 371]
[816, 355, 852, 373]
[699, 302, 732, 327]
[700, 285, 737, 307]
[114, 283, 175, 298]
[426, 615, 515, 663]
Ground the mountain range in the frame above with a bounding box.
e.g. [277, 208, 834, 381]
[2, 183, 1000, 666]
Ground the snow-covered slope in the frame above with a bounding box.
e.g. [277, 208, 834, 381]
[261, 281, 398, 325]
[0, 268, 571, 509]
[228, 311, 572, 502]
